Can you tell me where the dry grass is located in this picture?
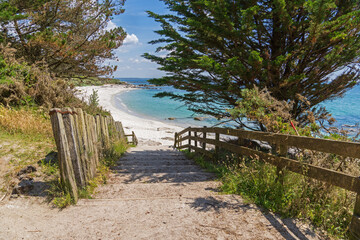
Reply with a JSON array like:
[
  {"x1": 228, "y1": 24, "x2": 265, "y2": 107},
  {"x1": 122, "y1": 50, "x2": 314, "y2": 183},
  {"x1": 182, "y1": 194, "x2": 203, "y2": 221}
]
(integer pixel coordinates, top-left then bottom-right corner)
[
  {"x1": 0, "y1": 106, "x2": 56, "y2": 200},
  {"x1": 0, "y1": 106, "x2": 52, "y2": 138}
]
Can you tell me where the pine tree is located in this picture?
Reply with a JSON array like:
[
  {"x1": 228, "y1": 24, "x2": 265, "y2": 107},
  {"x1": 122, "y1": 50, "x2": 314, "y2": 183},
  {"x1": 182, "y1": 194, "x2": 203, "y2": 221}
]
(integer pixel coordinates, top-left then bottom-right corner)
[
  {"x1": 0, "y1": 0, "x2": 126, "y2": 77},
  {"x1": 144, "y1": 0, "x2": 360, "y2": 126}
]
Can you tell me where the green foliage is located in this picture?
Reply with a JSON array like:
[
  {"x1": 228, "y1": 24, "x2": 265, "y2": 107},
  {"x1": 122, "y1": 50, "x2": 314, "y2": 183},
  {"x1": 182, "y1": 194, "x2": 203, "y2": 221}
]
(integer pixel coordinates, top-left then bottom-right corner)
[
  {"x1": 0, "y1": 45, "x2": 114, "y2": 115},
  {"x1": 47, "y1": 178, "x2": 74, "y2": 208},
  {"x1": 102, "y1": 140, "x2": 128, "y2": 167},
  {"x1": 184, "y1": 150, "x2": 225, "y2": 176},
  {"x1": 78, "y1": 164, "x2": 108, "y2": 199},
  {"x1": 145, "y1": 0, "x2": 360, "y2": 124},
  {"x1": 221, "y1": 160, "x2": 353, "y2": 238},
  {"x1": 228, "y1": 87, "x2": 319, "y2": 133},
  {"x1": 89, "y1": 90, "x2": 100, "y2": 109},
  {"x1": 39, "y1": 158, "x2": 58, "y2": 176},
  {"x1": 0, "y1": 44, "x2": 82, "y2": 108}
]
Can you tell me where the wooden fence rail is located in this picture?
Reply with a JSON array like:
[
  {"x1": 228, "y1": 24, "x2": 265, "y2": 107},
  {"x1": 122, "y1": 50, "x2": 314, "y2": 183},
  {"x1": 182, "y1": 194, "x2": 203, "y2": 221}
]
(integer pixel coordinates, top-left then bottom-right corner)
[
  {"x1": 49, "y1": 108, "x2": 137, "y2": 203},
  {"x1": 174, "y1": 127, "x2": 360, "y2": 239}
]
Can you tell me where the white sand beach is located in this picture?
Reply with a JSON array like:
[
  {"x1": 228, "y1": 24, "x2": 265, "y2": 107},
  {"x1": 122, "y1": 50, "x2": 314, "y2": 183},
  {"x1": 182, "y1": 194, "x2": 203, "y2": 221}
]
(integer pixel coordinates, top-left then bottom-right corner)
[{"x1": 76, "y1": 84, "x2": 184, "y2": 146}]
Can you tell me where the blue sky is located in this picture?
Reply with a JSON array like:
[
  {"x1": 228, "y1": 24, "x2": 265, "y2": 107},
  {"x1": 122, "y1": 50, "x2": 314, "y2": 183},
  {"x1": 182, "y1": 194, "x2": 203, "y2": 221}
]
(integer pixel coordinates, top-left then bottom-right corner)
[{"x1": 105, "y1": 0, "x2": 169, "y2": 78}]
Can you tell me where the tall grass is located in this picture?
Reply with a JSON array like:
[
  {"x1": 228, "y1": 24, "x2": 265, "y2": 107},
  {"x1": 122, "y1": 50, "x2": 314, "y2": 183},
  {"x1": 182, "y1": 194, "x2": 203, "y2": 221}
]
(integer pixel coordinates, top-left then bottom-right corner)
[
  {"x1": 185, "y1": 150, "x2": 355, "y2": 239},
  {"x1": 0, "y1": 106, "x2": 52, "y2": 138}
]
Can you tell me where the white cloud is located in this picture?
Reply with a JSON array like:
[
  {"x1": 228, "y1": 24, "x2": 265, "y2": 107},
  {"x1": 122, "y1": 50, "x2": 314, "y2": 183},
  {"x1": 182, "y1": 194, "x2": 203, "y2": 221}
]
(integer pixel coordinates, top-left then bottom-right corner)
[
  {"x1": 123, "y1": 33, "x2": 139, "y2": 45},
  {"x1": 105, "y1": 20, "x2": 117, "y2": 31},
  {"x1": 130, "y1": 57, "x2": 151, "y2": 63}
]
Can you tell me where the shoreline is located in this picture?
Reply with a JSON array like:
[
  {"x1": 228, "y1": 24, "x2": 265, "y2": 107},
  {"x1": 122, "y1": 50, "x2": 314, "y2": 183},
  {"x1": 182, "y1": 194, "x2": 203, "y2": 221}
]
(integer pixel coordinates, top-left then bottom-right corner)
[
  {"x1": 113, "y1": 89, "x2": 205, "y2": 129},
  {"x1": 76, "y1": 84, "x2": 184, "y2": 146}
]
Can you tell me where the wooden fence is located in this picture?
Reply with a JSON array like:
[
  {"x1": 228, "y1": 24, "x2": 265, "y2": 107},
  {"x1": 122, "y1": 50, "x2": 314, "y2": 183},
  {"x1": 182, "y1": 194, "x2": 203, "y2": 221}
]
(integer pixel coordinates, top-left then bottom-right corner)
[
  {"x1": 126, "y1": 131, "x2": 138, "y2": 146},
  {"x1": 175, "y1": 126, "x2": 360, "y2": 239},
  {"x1": 49, "y1": 108, "x2": 137, "y2": 203}
]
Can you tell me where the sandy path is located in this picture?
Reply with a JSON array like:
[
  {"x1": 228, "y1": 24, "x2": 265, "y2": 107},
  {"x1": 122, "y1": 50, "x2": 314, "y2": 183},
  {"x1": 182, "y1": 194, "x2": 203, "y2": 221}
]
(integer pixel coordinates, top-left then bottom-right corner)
[{"x1": 0, "y1": 144, "x2": 322, "y2": 239}]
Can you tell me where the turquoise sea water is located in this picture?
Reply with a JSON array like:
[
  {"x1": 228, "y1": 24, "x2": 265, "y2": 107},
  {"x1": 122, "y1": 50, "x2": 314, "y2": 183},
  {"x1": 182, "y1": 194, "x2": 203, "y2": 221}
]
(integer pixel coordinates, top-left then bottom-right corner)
[
  {"x1": 114, "y1": 79, "x2": 221, "y2": 127},
  {"x1": 115, "y1": 78, "x2": 360, "y2": 128}
]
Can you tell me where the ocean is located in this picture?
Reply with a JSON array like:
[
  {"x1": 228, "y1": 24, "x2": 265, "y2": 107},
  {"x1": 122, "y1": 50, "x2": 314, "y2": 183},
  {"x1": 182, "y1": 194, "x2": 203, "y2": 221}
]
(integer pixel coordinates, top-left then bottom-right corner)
[{"x1": 114, "y1": 78, "x2": 360, "y2": 129}]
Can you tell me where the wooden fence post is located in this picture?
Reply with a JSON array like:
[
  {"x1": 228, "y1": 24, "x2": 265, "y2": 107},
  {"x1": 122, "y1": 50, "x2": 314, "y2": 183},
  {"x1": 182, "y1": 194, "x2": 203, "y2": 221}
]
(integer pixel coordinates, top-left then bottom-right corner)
[
  {"x1": 85, "y1": 114, "x2": 98, "y2": 176},
  {"x1": 134, "y1": 132, "x2": 138, "y2": 146},
  {"x1": 115, "y1": 121, "x2": 126, "y2": 141},
  {"x1": 95, "y1": 115, "x2": 102, "y2": 151},
  {"x1": 194, "y1": 132, "x2": 198, "y2": 148},
  {"x1": 215, "y1": 132, "x2": 220, "y2": 157},
  {"x1": 238, "y1": 137, "x2": 245, "y2": 146},
  {"x1": 350, "y1": 195, "x2": 360, "y2": 239},
  {"x1": 87, "y1": 113, "x2": 96, "y2": 176},
  {"x1": 174, "y1": 132, "x2": 178, "y2": 148},
  {"x1": 120, "y1": 122, "x2": 126, "y2": 141},
  {"x1": 188, "y1": 128, "x2": 191, "y2": 152},
  {"x1": 100, "y1": 115, "x2": 110, "y2": 149},
  {"x1": 62, "y1": 108, "x2": 85, "y2": 187},
  {"x1": 49, "y1": 108, "x2": 78, "y2": 202},
  {"x1": 91, "y1": 116, "x2": 99, "y2": 166},
  {"x1": 202, "y1": 126, "x2": 207, "y2": 150},
  {"x1": 74, "y1": 108, "x2": 90, "y2": 184},
  {"x1": 276, "y1": 144, "x2": 287, "y2": 184},
  {"x1": 132, "y1": 131, "x2": 135, "y2": 145}
]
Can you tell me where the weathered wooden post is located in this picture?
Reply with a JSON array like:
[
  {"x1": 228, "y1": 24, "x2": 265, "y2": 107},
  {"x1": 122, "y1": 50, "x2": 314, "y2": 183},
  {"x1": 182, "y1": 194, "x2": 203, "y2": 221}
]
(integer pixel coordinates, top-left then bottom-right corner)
[
  {"x1": 119, "y1": 122, "x2": 126, "y2": 141},
  {"x1": 49, "y1": 108, "x2": 78, "y2": 202},
  {"x1": 350, "y1": 194, "x2": 360, "y2": 239},
  {"x1": 194, "y1": 132, "x2": 198, "y2": 148},
  {"x1": 74, "y1": 108, "x2": 90, "y2": 184},
  {"x1": 85, "y1": 113, "x2": 96, "y2": 178},
  {"x1": 188, "y1": 128, "x2": 191, "y2": 152},
  {"x1": 202, "y1": 126, "x2": 207, "y2": 150},
  {"x1": 132, "y1": 131, "x2": 135, "y2": 145},
  {"x1": 215, "y1": 132, "x2": 220, "y2": 157},
  {"x1": 179, "y1": 133, "x2": 182, "y2": 147},
  {"x1": 115, "y1": 121, "x2": 125, "y2": 141},
  {"x1": 90, "y1": 116, "x2": 99, "y2": 166},
  {"x1": 134, "y1": 132, "x2": 138, "y2": 145},
  {"x1": 100, "y1": 115, "x2": 110, "y2": 149},
  {"x1": 238, "y1": 136, "x2": 245, "y2": 146},
  {"x1": 62, "y1": 108, "x2": 85, "y2": 187},
  {"x1": 95, "y1": 115, "x2": 102, "y2": 150},
  {"x1": 104, "y1": 116, "x2": 111, "y2": 142},
  {"x1": 276, "y1": 144, "x2": 287, "y2": 184},
  {"x1": 85, "y1": 114, "x2": 98, "y2": 175},
  {"x1": 174, "y1": 132, "x2": 178, "y2": 148}
]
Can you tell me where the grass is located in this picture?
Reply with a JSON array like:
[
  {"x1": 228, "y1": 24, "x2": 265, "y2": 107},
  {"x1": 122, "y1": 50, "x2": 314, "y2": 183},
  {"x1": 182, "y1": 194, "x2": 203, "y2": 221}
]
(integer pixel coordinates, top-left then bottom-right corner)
[
  {"x1": 0, "y1": 107, "x2": 56, "y2": 195},
  {"x1": 0, "y1": 106, "x2": 53, "y2": 138},
  {"x1": 183, "y1": 150, "x2": 354, "y2": 239},
  {"x1": 0, "y1": 105, "x2": 129, "y2": 209},
  {"x1": 102, "y1": 139, "x2": 128, "y2": 167}
]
